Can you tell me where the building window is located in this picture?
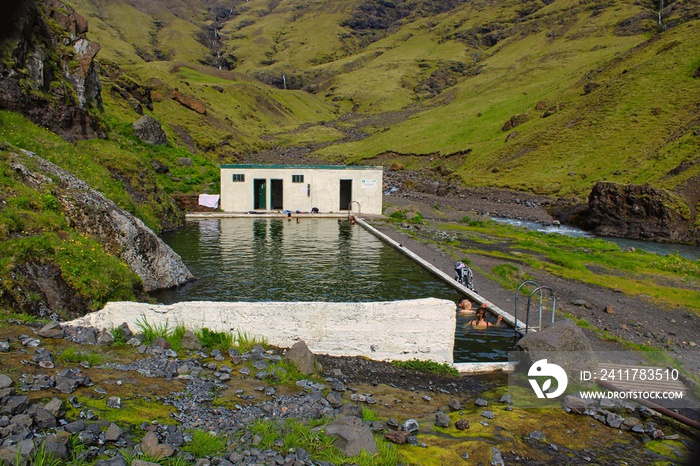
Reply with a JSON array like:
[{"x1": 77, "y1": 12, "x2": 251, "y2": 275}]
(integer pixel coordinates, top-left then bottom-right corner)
[
  {"x1": 232, "y1": 174, "x2": 245, "y2": 182},
  {"x1": 292, "y1": 174, "x2": 304, "y2": 183}
]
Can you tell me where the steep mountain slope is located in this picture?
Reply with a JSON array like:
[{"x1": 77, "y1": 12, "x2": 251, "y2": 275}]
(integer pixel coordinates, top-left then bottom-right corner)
[
  {"x1": 66, "y1": 0, "x2": 699, "y2": 199},
  {"x1": 2, "y1": 0, "x2": 698, "y2": 237}
]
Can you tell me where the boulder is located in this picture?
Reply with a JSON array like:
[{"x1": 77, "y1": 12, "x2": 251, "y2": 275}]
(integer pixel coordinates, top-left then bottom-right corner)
[
  {"x1": 515, "y1": 318, "x2": 596, "y2": 373},
  {"x1": 97, "y1": 329, "x2": 115, "y2": 346},
  {"x1": 384, "y1": 430, "x2": 411, "y2": 444},
  {"x1": 583, "y1": 182, "x2": 698, "y2": 245},
  {"x1": 324, "y1": 416, "x2": 378, "y2": 456},
  {"x1": 33, "y1": 409, "x2": 57, "y2": 429},
  {"x1": 284, "y1": 340, "x2": 319, "y2": 375},
  {"x1": 133, "y1": 115, "x2": 167, "y2": 145},
  {"x1": 434, "y1": 411, "x2": 450, "y2": 428},
  {"x1": 105, "y1": 423, "x2": 123, "y2": 442},
  {"x1": 140, "y1": 431, "x2": 175, "y2": 459},
  {"x1": 0, "y1": 374, "x2": 13, "y2": 390},
  {"x1": 41, "y1": 432, "x2": 70, "y2": 460},
  {"x1": 43, "y1": 398, "x2": 65, "y2": 418},
  {"x1": 2, "y1": 395, "x2": 29, "y2": 415},
  {"x1": 38, "y1": 321, "x2": 64, "y2": 339},
  {"x1": 180, "y1": 330, "x2": 202, "y2": 350}
]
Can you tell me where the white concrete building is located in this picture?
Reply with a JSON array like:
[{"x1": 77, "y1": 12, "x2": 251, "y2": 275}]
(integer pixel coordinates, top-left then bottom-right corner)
[{"x1": 220, "y1": 164, "x2": 383, "y2": 215}]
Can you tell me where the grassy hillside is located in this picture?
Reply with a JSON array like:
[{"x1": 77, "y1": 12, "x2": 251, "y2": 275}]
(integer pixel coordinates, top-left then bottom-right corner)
[{"x1": 59, "y1": 0, "x2": 698, "y2": 204}]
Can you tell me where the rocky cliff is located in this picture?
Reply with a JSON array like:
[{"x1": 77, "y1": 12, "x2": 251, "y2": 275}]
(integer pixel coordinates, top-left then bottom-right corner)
[
  {"x1": 0, "y1": 0, "x2": 103, "y2": 141},
  {"x1": 584, "y1": 182, "x2": 699, "y2": 245},
  {"x1": 10, "y1": 149, "x2": 194, "y2": 293}
]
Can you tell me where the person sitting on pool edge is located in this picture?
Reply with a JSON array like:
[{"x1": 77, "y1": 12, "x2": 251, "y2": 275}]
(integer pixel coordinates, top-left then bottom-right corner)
[
  {"x1": 457, "y1": 296, "x2": 474, "y2": 314},
  {"x1": 468, "y1": 304, "x2": 504, "y2": 329}
]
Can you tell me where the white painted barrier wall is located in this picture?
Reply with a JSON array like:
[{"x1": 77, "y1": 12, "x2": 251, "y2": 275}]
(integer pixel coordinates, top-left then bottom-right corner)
[{"x1": 67, "y1": 298, "x2": 456, "y2": 364}]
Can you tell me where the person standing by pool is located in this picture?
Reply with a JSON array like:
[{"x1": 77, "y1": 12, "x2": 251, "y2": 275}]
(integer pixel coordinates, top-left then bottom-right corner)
[{"x1": 468, "y1": 304, "x2": 503, "y2": 329}]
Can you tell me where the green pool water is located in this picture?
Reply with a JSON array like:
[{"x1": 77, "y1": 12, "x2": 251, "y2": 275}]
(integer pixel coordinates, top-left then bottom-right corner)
[{"x1": 152, "y1": 218, "x2": 516, "y2": 363}]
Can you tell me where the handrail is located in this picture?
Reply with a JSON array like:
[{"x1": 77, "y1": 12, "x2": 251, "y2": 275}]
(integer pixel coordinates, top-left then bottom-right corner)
[
  {"x1": 525, "y1": 286, "x2": 556, "y2": 334},
  {"x1": 348, "y1": 201, "x2": 361, "y2": 218},
  {"x1": 514, "y1": 281, "x2": 539, "y2": 337}
]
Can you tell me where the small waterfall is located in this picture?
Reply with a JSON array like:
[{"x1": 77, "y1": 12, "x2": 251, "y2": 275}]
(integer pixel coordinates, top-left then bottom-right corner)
[
  {"x1": 658, "y1": 0, "x2": 666, "y2": 30},
  {"x1": 282, "y1": 74, "x2": 287, "y2": 90}
]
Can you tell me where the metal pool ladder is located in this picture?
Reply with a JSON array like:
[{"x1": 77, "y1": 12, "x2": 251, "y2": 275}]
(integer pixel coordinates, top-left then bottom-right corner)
[
  {"x1": 514, "y1": 281, "x2": 556, "y2": 335},
  {"x1": 348, "y1": 201, "x2": 361, "y2": 218}
]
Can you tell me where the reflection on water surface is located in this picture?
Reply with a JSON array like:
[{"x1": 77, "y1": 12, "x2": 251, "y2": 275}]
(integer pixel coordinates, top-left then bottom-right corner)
[{"x1": 153, "y1": 218, "x2": 514, "y2": 362}]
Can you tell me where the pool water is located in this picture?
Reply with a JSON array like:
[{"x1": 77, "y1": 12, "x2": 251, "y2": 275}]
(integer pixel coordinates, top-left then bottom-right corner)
[{"x1": 153, "y1": 218, "x2": 515, "y2": 363}]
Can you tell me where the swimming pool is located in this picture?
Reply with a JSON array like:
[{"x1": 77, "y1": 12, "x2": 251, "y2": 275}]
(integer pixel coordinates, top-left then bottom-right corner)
[{"x1": 153, "y1": 218, "x2": 515, "y2": 363}]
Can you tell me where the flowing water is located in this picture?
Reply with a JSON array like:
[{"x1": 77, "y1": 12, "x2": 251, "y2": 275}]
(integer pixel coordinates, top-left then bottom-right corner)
[
  {"x1": 491, "y1": 218, "x2": 700, "y2": 261},
  {"x1": 152, "y1": 218, "x2": 515, "y2": 363}
]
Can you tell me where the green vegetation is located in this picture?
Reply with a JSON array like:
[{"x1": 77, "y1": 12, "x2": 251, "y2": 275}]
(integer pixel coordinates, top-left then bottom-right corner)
[
  {"x1": 180, "y1": 429, "x2": 227, "y2": 457},
  {"x1": 391, "y1": 359, "x2": 460, "y2": 378},
  {"x1": 196, "y1": 327, "x2": 234, "y2": 352},
  {"x1": 56, "y1": 347, "x2": 104, "y2": 366},
  {"x1": 2, "y1": 0, "x2": 699, "y2": 319},
  {"x1": 233, "y1": 329, "x2": 268, "y2": 353},
  {"x1": 64, "y1": 395, "x2": 177, "y2": 427},
  {"x1": 110, "y1": 325, "x2": 129, "y2": 346},
  {"x1": 361, "y1": 406, "x2": 380, "y2": 422},
  {"x1": 132, "y1": 317, "x2": 270, "y2": 356},
  {"x1": 426, "y1": 220, "x2": 700, "y2": 313},
  {"x1": 262, "y1": 359, "x2": 306, "y2": 385},
  {"x1": 135, "y1": 316, "x2": 173, "y2": 345}
]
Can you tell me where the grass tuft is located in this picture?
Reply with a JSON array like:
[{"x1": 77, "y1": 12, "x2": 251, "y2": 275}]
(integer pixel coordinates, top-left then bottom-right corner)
[
  {"x1": 391, "y1": 358, "x2": 459, "y2": 378},
  {"x1": 181, "y1": 429, "x2": 227, "y2": 457}
]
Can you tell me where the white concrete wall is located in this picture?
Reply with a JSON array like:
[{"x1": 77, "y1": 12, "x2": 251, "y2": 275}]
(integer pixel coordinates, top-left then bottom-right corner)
[
  {"x1": 65, "y1": 298, "x2": 456, "y2": 364},
  {"x1": 220, "y1": 166, "x2": 383, "y2": 215}
]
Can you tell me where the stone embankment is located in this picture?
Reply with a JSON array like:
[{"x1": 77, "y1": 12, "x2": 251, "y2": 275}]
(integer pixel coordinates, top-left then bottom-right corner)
[{"x1": 1, "y1": 320, "x2": 696, "y2": 465}]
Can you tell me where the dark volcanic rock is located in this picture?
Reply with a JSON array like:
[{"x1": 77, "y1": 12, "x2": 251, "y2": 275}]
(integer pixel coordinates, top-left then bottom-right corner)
[
  {"x1": 133, "y1": 115, "x2": 168, "y2": 145},
  {"x1": 0, "y1": 0, "x2": 104, "y2": 141},
  {"x1": 583, "y1": 182, "x2": 698, "y2": 245}
]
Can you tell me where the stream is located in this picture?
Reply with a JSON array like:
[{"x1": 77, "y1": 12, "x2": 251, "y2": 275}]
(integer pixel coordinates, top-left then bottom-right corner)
[{"x1": 491, "y1": 218, "x2": 700, "y2": 261}]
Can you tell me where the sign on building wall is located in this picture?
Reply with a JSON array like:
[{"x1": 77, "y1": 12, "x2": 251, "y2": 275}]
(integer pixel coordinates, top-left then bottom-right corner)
[{"x1": 361, "y1": 179, "x2": 377, "y2": 189}]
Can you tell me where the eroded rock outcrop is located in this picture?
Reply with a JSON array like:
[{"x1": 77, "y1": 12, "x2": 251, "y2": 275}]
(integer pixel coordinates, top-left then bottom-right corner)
[
  {"x1": 10, "y1": 150, "x2": 194, "y2": 292},
  {"x1": 0, "y1": 0, "x2": 103, "y2": 141},
  {"x1": 584, "y1": 182, "x2": 698, "y2": 245}
]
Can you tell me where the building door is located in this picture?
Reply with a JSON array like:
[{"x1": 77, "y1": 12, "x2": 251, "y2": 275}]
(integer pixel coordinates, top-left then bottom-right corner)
[
  {"x1": 339, "y1": 179, "x2": 352, "y2": 211},
  {"x1": 253, "y1": 179, "x2": 267, "y2": 210},
  {"x1": 271, "y1": 179, "x2": 283, "y2": 210}
]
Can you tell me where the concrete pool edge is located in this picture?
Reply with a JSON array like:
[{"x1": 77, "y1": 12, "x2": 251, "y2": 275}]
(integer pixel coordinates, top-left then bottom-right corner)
[{"x1": 66, "y1": 299, "x2": 457, "y2": 364}]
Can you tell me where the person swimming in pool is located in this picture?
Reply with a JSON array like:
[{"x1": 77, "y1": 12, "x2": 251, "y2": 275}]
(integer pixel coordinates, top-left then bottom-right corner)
[
  {"x1": 468, "y1": 304, "x2": 504, "y2": 329},
  {"x1": 457, "y1": 296, "x2": 475, "y2": 314}
]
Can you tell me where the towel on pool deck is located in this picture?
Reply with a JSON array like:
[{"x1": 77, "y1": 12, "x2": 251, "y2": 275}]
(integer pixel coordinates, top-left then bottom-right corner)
[{"x1": 198, "y1": 194, "x2": 220, "y2": 208}]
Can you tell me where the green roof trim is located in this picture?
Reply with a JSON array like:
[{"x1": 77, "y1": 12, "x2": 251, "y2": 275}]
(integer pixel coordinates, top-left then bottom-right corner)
[{"x1": 221, "y1": 164, "x2": 382, "y2": 170}]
